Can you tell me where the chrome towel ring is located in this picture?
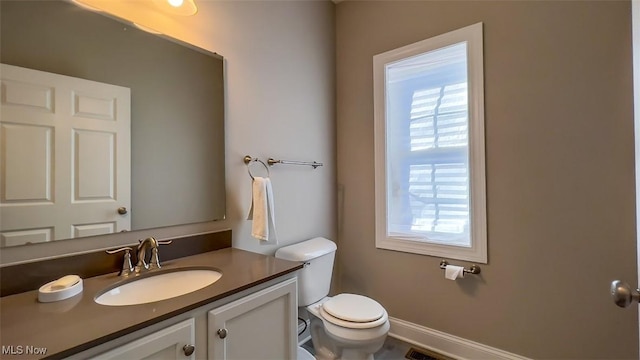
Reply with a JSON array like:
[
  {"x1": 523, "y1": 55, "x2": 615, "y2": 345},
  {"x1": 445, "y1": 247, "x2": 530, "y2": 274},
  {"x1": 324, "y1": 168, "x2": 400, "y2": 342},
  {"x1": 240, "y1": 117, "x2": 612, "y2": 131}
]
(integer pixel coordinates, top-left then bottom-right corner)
[{"x1": 243, "y1": 155, "x2": 270, "y2": 180}]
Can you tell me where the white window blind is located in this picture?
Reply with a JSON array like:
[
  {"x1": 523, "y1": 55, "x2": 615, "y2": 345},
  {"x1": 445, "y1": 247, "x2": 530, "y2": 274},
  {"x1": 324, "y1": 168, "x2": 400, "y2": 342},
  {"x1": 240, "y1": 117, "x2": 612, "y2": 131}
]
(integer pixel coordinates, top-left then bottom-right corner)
[
  {"x1": 374, "y1": 23, "x2": 486, "y2": 263},
  {"x1": 387, "y1": 43, "x2": 470, "y2": 246}
]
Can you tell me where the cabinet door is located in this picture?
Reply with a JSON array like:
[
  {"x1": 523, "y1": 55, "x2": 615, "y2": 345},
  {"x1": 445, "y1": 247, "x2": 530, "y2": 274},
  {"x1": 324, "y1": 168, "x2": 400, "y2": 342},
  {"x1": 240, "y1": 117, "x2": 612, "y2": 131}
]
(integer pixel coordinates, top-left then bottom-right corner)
[
  {"x1": 92, "y1": 318, "x2": 196, "y2": 360},
  {"x1": 208, "y1": 278, "x2": 297, "y2": 360}
]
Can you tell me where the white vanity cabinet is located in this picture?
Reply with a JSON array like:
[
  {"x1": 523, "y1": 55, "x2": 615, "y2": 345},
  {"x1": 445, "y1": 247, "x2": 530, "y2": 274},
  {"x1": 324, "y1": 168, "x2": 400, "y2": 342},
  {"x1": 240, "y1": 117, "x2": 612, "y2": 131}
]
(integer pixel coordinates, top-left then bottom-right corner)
[
  {"x1": 91, "y1": 319, "x2": 196, "y2": 360},
  {"x1": 207, "y1": 277, "x2": 298, "y2": 359},
  {"x1": 75, "y1": 276, "x2": 297, "y2": 360}
]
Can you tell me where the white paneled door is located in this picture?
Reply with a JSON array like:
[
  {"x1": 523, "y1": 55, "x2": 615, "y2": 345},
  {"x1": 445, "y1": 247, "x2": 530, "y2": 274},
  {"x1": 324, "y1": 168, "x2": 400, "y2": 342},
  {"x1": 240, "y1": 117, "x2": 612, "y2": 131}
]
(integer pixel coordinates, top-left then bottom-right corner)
[{"x1": 0, "y1": 63, "x2": 130, "y2": 246}]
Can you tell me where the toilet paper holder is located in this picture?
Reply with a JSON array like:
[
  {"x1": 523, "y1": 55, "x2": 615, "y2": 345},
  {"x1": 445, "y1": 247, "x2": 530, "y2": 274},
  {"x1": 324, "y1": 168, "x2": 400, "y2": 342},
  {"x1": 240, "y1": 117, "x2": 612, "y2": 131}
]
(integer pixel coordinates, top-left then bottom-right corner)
[{"x1": 439, "y1": 260, "x2": 481, "y2": 275}]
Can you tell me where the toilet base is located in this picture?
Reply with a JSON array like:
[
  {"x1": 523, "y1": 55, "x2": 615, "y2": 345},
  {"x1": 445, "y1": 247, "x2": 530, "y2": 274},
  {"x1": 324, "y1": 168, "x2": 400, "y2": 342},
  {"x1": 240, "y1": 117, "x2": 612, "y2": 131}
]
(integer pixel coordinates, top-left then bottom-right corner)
[
  {"x1": 307, "y1": 301, "x2": 389, "y2": 360},
  {"x1": 313, "y1": 348, "x2": 376, "y2": 360},
  {"x1": 312, "y1": 340, "x2": 381, "y2": 360}
]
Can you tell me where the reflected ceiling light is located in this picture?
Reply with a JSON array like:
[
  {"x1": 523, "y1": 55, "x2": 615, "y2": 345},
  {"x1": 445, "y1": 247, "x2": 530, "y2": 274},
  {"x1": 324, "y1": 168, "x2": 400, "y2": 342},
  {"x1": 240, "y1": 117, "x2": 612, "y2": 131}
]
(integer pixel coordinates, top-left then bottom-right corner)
[
  {"x1": 70, "y1": 0, "x2": 103, "y2": 12},
  {"x1": 153, "y1": 0, "x2": 198, "y2": 16},
  {"x1": 133, "y1": 23, "x2": 163, "y2": 35}
]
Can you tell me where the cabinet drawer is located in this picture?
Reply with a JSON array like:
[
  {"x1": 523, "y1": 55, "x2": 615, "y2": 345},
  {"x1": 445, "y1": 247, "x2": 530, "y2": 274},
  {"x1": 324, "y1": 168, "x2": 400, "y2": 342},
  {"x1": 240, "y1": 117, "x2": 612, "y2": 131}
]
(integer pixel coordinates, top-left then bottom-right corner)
[{"x1": 92, "y1": 318, "x2": 196, "y2": 360}]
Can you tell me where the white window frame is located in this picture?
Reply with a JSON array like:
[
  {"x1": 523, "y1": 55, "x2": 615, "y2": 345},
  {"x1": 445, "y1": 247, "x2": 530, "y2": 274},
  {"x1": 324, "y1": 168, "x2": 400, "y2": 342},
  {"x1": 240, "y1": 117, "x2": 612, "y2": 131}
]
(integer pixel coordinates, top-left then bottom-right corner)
[{"x1": 373, "y1": 22, "x2": 487, "y2": 263}]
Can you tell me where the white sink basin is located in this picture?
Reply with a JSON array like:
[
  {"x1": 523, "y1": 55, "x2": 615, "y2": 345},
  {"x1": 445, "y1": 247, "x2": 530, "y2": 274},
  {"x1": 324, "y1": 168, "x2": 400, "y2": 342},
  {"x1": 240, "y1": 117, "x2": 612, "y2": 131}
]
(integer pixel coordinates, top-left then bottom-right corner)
[{"x1": 95, "y1": 267, "x2": 222, "y2": 306}]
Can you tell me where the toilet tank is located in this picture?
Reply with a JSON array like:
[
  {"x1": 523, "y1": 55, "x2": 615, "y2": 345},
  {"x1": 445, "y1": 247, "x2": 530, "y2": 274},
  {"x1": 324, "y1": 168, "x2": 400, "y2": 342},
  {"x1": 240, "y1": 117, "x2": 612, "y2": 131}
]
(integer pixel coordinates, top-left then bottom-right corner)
[{"x1": 275, "y1": 237, "x2": 337, "y2": 306}]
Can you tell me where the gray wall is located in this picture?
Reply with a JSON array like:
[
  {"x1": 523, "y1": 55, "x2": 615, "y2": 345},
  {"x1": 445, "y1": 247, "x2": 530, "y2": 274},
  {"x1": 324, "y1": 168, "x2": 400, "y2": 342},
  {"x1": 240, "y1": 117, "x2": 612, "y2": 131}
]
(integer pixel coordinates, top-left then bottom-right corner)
[{"x1": 336, "y1": 1, "x2": 638, "y2": 358}]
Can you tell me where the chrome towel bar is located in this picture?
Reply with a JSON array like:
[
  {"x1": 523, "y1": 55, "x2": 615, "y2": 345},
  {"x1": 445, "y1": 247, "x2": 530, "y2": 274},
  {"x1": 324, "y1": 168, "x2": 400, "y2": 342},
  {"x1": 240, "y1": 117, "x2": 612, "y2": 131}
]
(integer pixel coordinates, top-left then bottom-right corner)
[
  {"x1": 439, "y1": 259, "x2": 481, "y2": 275},
  {"x1": 243, "y1": 155, "x2": 323, "y2": 169},
  {"x1": 267, "y1": 158, "x2": 323, "y2": 169}
]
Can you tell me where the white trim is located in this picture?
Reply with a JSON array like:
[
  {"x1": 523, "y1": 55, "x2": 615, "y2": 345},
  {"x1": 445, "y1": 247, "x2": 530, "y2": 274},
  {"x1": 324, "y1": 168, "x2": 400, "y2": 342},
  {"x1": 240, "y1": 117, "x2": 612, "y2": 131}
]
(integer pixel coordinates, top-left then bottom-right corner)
[
  {"x1": 389, "y1": 317, "x2": 530, "y2": 360},
  {"x1": 373, "y1": 22, "x2": 487, "y2": 263}
]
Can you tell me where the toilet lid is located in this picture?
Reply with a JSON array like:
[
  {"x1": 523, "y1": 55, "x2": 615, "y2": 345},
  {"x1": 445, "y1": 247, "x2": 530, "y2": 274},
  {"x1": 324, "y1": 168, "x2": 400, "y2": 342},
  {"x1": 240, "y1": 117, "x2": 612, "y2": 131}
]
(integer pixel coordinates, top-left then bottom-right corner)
[
  {"x1": 322, "y1": 294, "x2": 385, "y2": 323},
  {"x1": 319, "y1": 306, "x2": 388, "y2": 329}
]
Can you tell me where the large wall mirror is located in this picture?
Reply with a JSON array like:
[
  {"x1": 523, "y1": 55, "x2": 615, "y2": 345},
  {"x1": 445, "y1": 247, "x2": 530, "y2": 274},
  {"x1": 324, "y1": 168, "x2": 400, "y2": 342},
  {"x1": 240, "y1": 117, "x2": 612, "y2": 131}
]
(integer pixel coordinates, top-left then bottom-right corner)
[{"x1": 0, "y1": 0, "x2": 225, "y2": 248}]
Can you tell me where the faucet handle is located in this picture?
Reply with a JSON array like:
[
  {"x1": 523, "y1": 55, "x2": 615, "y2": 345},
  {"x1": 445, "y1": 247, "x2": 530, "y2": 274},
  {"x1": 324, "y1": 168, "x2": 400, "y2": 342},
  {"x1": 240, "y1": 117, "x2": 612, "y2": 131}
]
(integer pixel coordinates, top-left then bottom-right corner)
[
  {"x1": 106, "y1": 247, "x2": 134, "y2": 277},
  {"x1": 136, "y1": 238, "x2": 171, "y2": 246},
  {"x1": 148, "y1": 247, "x2": 162, "y2": 270},
  {"x1": 148, "y1": 240, "x2": 172, "y2": 270}
]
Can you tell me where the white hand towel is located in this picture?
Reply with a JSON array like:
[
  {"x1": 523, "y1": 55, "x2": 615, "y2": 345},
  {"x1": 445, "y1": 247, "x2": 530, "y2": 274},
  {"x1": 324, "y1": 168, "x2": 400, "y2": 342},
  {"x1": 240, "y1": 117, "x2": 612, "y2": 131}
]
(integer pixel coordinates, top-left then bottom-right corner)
[{"x1": 247, "y1": 177, "x2": 277, "y2": 244}]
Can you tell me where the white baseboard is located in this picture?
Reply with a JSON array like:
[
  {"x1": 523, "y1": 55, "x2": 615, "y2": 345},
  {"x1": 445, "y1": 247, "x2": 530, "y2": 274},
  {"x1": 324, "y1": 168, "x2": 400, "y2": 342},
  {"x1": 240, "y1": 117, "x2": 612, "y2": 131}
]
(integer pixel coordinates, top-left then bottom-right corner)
[{"x1": 388, "y1": 317, "x2": 530, "y2": 360}]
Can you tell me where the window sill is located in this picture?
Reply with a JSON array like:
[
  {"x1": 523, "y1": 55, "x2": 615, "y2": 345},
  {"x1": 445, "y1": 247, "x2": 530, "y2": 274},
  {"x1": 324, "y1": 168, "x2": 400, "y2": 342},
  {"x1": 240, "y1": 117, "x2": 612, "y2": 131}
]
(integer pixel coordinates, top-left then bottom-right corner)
[{"x1": 376, "y1": 236, "x2": 487, "y2": 264}]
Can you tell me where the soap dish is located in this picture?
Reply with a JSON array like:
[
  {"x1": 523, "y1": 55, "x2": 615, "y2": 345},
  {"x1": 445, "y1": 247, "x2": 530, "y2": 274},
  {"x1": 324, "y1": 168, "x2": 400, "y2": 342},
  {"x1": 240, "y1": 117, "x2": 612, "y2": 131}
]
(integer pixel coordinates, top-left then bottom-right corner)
[{"x1": 38, "y1": 277, "x2": 83, "y2": 303}]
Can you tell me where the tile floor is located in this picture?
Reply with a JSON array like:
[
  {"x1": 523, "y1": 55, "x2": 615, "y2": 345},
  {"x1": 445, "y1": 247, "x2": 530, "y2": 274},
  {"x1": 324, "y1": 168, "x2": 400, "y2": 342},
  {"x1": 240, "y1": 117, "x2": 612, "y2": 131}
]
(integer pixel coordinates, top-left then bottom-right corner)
[{"x1": 374, "y1": 336, "x2": 416, "y2": 359}]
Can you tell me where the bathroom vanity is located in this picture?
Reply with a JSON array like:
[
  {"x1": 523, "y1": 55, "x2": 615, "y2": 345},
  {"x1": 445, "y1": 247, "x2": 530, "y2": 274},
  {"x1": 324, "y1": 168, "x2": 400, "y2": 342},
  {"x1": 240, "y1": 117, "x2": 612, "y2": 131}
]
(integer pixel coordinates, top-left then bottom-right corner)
[{"x1": 0, "y1": 246, "x2": 302, "y2": 360}]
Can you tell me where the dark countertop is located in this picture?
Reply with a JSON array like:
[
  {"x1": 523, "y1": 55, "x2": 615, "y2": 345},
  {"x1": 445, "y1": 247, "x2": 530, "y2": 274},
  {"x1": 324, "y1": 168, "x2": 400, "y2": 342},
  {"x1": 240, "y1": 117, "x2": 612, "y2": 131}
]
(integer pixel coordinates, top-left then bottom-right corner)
[{"x1": 0, "y1": 248, "x2": 303, "y2": 359}]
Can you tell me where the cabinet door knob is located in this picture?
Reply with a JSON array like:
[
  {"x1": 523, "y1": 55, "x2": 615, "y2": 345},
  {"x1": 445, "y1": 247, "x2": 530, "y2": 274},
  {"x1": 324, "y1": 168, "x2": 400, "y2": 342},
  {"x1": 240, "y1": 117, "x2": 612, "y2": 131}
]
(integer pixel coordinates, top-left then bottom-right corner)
[
  {"x1": 183, "y1": 344, "x2": 195, "y2": 356},
  {"x1": 217, "y1": 328, "x2": 228, "y2": 339}
]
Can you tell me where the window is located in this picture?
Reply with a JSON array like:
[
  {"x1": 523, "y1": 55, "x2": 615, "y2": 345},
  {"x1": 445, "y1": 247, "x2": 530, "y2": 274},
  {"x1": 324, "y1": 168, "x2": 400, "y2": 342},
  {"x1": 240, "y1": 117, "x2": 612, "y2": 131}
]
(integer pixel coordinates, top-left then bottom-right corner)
[{"x1": 373, "y1": 23, "x2": 487, "y2": 263}]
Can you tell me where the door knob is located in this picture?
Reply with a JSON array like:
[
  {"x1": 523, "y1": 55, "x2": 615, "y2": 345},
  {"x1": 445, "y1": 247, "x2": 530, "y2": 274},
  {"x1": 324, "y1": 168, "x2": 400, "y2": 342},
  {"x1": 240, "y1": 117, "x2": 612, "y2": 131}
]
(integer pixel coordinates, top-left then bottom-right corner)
[
  {"x1": 182, "y1": 344, "x2": 195, "y2": 356},
  {"x1": 217, "y1": 328, "x2": 228, "y2": 339},
  {"x1": 117, "y1": 207, "x2": 128, "y2": 215},
  {"x1": 610, "y1": 280, "x2": 640, "y2": 307}
]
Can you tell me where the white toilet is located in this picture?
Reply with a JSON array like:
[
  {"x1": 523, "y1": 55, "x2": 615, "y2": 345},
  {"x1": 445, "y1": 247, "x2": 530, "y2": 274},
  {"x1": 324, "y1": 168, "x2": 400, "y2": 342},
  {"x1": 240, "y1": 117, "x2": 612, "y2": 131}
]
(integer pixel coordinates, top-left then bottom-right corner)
[{"x1": 275, "y1": 238, "x2": 390, "y2": 360}]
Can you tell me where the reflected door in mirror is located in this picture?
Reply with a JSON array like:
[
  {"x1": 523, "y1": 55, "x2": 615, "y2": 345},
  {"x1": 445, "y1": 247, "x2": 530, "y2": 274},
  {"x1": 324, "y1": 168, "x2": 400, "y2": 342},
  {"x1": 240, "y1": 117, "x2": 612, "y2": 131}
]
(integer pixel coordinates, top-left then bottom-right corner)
[{"x1": 0, "y1": 64, "x2": 131, "y2": 246}]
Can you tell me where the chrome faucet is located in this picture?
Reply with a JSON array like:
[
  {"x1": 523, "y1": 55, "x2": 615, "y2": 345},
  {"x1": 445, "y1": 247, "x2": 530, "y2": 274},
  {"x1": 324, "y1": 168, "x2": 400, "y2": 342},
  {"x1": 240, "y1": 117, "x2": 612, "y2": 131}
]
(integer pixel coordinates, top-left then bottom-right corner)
[{"x1": 135, "y1": 237, "x2": 172, "y2": 273}]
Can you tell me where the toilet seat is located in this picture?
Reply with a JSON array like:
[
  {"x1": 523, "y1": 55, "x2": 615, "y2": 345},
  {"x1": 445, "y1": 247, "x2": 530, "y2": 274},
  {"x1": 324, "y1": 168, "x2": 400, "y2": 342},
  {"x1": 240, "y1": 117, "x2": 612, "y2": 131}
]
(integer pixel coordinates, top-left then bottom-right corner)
[{"x1": 319, "y1": 294, "x2": 388, "y2": 329}]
